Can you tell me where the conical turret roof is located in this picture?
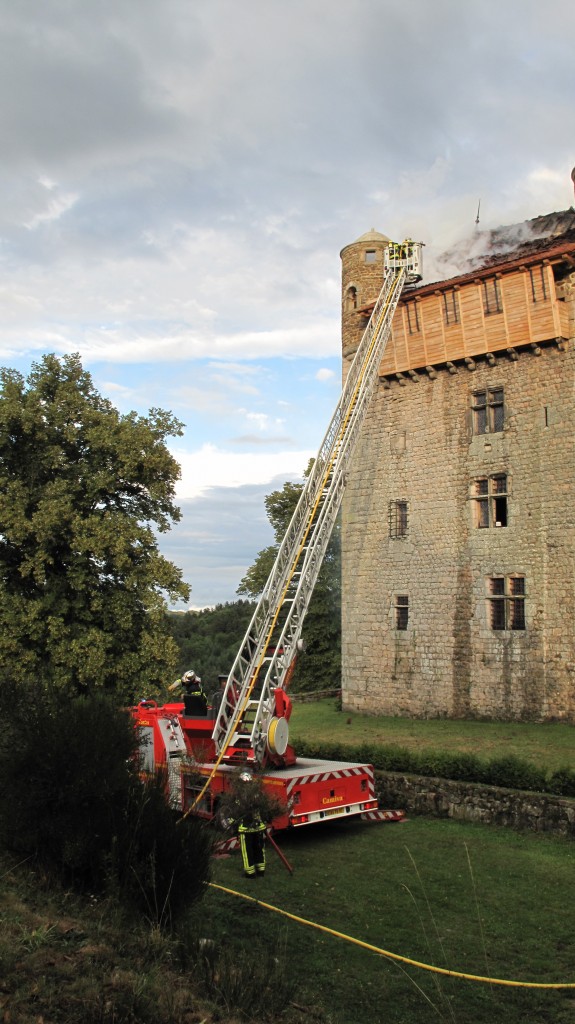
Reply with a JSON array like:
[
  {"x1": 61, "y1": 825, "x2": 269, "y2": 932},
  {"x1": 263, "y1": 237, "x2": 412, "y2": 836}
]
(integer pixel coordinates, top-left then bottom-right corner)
[
  {"x1": 340, "y1": 228, "x2": 390, "y2": 258},
  {"x1": 354, "y1": 228, "x2": 390, "y2": 244}
]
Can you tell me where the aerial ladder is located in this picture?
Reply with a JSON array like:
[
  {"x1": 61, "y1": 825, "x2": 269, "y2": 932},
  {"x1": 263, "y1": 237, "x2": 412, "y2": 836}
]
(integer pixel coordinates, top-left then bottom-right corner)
[{"x1": 208, "y1": 240, "x2": 423, "y2": 777}]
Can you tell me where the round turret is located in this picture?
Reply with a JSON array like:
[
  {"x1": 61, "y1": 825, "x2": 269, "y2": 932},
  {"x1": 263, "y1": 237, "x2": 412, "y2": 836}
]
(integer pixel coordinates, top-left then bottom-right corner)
[{"x1": 340, "y1": 229, "x2": 390, "y2": 365}]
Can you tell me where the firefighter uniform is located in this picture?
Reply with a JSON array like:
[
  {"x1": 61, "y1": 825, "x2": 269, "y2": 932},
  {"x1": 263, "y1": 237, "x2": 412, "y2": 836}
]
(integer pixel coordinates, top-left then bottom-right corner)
[
  {"x1": 238, "y1": 814, "x2": 267, "y2": 877},
  {"x1": 170, "y1": 670, "x2": 208, "y2": 716},
  {"x1": 234, "y1": 770, "x2": 267, "y2": 877}
]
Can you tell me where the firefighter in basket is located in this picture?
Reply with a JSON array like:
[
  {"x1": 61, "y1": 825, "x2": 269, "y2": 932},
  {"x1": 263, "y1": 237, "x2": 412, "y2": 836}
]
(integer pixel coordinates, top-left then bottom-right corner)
[{"x1": 168, "y1": 669, "x2": 208, "y2": 717}]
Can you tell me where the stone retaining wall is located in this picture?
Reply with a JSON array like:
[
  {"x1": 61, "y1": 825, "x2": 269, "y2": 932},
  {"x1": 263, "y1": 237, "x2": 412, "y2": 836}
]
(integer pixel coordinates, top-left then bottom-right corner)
[
  {"x1": 377, "y1": 771, "x2": 575, "y2": 837},
  {"x1": 291, "y1": 689, "x2": 340, "y2": 704}
]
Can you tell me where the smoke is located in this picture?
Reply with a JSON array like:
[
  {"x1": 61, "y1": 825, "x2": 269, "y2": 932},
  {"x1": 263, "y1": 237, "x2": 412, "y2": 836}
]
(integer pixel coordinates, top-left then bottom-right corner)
[{"x1": 422, "y1": 210, "x2": 575, "y2": 286}]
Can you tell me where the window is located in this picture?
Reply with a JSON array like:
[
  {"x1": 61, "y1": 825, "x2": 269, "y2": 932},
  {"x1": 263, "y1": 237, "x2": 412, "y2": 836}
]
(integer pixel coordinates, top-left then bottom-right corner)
[
  {"x1": 345, "y1": 286, "x2": 358, "y2": 311},
  {"x1": 406, "y1": 302, "x2": 420, "y2": 334},
  {"x1": 389, "y1": 499, "x2": 408, "y2": 539},
  {"x1": 487, "y1": 576, "x2": 525, "y2": 631},
  {"x1": 482, "y1": 277, "x2": 502, "y2": 315},
  {"x1": 395, "y1": 595, "x2": 409, "y2": 630},
  {"x1": 529, "y1": 266, "x2": 548, "y2": 303},
  {"x1": 365, "y1": 249, "x2": 377, "y2": 263},
  {"x1": 471, "y1": 387, "x2": 504, "y2": 434},
  {"x1": 137, "y1": 727, "x2": 155, "y2": 772},
  {"x1": 471, "y1": 474, "x2": 507, "y2": 528},
  {"x1": 443, "y1": 290, "x2": 460, "y2": 325}
]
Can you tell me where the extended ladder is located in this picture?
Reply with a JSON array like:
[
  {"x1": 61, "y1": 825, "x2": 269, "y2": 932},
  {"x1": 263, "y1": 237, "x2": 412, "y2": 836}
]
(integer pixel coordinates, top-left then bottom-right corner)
[{"x1": 212, "y1": 244, "x2": 422, "y2": 766}]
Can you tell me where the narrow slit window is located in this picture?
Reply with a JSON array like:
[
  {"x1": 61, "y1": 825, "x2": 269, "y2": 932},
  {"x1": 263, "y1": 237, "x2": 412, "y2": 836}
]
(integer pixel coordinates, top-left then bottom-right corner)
[
  {"x1": 389, "y1": 499, "x2": 408, "y2": 539},
  {"x1": 395, "y1": 595, "x2": 409, "y2": 630}
]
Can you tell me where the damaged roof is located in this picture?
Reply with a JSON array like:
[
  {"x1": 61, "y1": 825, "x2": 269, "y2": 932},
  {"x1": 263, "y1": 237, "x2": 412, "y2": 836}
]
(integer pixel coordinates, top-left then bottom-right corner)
[
  {"x1": 409, "y1": 208, "x2": 575, "y2": 298},
  {"x1": 356, "y1": 209, "x2": 575, "y2": 316}
]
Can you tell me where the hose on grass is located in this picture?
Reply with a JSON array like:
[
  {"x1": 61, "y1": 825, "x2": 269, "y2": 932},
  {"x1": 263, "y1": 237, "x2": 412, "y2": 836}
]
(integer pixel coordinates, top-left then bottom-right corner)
[{"x1": 209, "y1": 882, "x2": 575, "y2": 990}]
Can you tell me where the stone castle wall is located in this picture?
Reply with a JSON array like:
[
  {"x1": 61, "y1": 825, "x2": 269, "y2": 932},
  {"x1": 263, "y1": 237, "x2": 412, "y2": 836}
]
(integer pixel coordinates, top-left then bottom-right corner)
[{"x1": 341, "y1": 239, "x2": 575, "y2": 721}]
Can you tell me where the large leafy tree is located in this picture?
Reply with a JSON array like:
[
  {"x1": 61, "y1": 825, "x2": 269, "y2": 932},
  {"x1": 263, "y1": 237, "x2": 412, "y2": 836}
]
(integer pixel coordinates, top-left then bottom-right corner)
[
  {"x1": 237, "y1": 463, "x2": 341, "y2": 692},
  {"x1": 0, "y1": 353, "x2": 189, "y2": 700}
]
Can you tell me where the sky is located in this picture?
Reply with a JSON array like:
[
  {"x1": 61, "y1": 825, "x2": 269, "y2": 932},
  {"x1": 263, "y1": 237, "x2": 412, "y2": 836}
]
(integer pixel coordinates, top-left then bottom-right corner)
[{"x1": 1, "y1": 0, "x2": 574, "y2": 608}]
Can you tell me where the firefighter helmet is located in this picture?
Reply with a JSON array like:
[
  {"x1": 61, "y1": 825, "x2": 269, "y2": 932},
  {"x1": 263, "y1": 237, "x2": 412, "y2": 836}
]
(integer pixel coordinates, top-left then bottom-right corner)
[
  {"x1": 239, "y1": 772, "x2": 252, "y2": 783},
  {"x1": 182, "y1": 670, "x2": 198, "y2": 683}
]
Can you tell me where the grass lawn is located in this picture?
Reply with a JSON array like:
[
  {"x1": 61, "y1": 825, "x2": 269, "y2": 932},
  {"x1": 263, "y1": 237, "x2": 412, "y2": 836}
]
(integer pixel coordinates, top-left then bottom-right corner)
[
  {"x1": 3, "y1": 817, "x2": 574, "y2": 1023},
  {"x1": 210, "y1": 816, "x2": 575, "y2": 1024},
  {"x1": 289, "y1": 699, "x2": 575, "y2": 772}
]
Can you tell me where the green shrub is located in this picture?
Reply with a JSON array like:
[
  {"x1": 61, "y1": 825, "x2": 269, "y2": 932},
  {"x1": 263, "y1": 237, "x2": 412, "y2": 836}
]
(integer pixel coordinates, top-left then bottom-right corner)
[
  {"x1": 358, "y1": 742, "x2": 417, "y2": 773},
  {"x1": 0, "y1": 681, "x2": 212, "y2": 924},
  {"x1": 0, "y1": 682, "x2": 137, "y2": 887},
  {"x1": 294, "y1": 736, "x2": 566, "y2": 795},
  {"x1": 112, "y1": 772, "x2": 213, "y2": 926},
  {"x1": 547, "y1": 766, "x2": 575, "y2": 798},
  {"x1": 483, "y1": 755, "x2": 547, "y2": 792}
]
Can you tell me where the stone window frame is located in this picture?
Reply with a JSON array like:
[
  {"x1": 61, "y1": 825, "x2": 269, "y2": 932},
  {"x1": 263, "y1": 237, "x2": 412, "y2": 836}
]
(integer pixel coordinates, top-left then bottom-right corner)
[
  {"x1": 486, "y1": 575, "x2": 526, "y2": 631},
  {"x1": 470, "y1": 474, "x2": 508, "y2": 528},
  {"x1": 345, "y1": 285, "x2": 358, "y2": 311},
  {"x1": 389, "y1": 499, "x2": 408, "y2": 539},
  {"x1": 471, "y1": 386, "x2": 504, "y2": 435},
  {"x1": 365, "y1": 249, "x2": 377, "y2": 264},
  {"x1": 394, "y1": 594, "x2": 409, "y2": 631}
]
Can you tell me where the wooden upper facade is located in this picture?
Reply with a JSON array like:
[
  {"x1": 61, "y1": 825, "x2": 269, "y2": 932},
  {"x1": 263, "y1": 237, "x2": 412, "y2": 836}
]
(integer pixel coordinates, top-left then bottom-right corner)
[{"x1": 360, "y1": 235, "x2": 575, "y2": 377}]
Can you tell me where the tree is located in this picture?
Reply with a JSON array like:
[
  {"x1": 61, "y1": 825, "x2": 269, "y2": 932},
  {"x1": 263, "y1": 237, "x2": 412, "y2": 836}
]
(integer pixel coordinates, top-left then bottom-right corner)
[
  {"x1": 237, "y1": 463, "x2": 341, "y2": 692},
  {"x1": 165, "y1": 599, "x2": 256, "y2": 686},
  {"x1": 0, "y1": 353, "x2": 189, "y2": 700}
]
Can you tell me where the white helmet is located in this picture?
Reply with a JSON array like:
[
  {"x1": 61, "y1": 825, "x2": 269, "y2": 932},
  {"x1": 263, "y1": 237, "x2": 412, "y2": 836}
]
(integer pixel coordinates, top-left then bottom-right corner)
[
  {"x1": 239, "y1": 772, "x2": 252, "y2": 783},
  {"x1": 182, "y1": 670, "x2": 197, "y2": 683}
]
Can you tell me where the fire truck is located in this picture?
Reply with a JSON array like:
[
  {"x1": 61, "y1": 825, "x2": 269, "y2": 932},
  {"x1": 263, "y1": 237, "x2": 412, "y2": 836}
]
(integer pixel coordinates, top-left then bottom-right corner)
[{"x1": 131, "y1": 240, "x2": 423, "y2": 832}]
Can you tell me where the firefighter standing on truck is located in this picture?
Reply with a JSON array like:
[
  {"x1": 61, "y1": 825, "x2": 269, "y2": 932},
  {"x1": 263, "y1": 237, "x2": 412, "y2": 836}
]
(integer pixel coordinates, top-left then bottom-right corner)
[
  {"x1": 237, "y1": 772, "x2": 266, "y2": 878},
  {"x1": 168, "y1": 670, "x2": 208, "y2": 717}
]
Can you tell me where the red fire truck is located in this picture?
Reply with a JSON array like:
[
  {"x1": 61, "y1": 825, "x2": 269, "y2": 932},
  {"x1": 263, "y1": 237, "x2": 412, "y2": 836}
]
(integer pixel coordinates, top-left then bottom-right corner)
[
  {"x1": 132, "y1": 242, "x2": 421, "y2": 832},
  {"x1": 132, "y1": 697, "x2": 380, "y2": 831}
]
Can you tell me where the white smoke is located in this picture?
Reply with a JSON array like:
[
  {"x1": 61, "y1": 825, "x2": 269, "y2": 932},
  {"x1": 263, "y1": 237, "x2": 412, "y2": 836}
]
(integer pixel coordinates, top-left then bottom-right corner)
[{"x1": 422, "y1": 210, "x2": 575, "y2": 286}]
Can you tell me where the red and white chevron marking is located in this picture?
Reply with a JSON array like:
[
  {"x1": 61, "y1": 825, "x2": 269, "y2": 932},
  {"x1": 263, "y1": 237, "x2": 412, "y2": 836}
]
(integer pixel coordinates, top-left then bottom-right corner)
[
  {"x1": 360, "y1": 809, "x2": 405, "y2": 823},
  {"x1": 213, "y1": 836, "x2": 239, "y2": 856},
  {"x1": 285, "y1": 764, "x2": 374, "y2": 797}
]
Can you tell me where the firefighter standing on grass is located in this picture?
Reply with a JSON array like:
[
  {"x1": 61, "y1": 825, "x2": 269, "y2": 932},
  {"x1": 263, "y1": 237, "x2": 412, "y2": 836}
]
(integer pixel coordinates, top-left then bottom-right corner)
[
  {"x1": 218, "y1": 770, "x2": 285, "y2": 879},
  {"x1": 236, "y1": 772, "x2": 267, "y2": 878}
]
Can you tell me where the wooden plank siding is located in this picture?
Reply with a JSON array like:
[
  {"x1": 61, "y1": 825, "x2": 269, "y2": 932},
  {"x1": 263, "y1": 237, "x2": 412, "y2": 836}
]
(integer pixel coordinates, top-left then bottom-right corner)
[{"x1": 379, "y1": 263, "x2": 569, "y2": 376}]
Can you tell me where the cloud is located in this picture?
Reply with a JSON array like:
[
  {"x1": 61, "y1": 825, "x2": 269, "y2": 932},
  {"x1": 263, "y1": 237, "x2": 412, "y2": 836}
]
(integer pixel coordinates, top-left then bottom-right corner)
[
  {"x1": 231, "y1": 434, "x2": 292, "y2": 446},
  {"x1": 172, "y1": 443, "x2": 313, "y2": 500},
  {"x1": 1, "y1": 0, "x2": 574, "y2": 607},
  {"x1": 159, "y1": 481, "x2": 276, "y2": 608}
]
